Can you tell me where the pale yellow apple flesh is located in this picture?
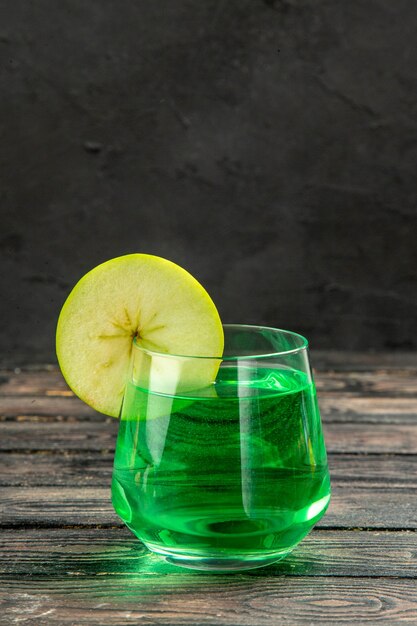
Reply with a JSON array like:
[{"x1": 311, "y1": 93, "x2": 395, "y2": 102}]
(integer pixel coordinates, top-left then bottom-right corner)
[{"x1": 56, "y1": 254, "x2": 224, "y2": 417}]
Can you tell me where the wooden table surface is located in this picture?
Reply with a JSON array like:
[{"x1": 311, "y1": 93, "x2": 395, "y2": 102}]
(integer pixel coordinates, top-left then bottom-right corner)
[{"x1": 1, "y1": 352, "x2": 416, "y2": 625}]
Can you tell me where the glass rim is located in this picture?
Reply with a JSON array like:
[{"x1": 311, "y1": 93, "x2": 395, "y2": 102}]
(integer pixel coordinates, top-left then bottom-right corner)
[{"x1": 132, "y1": 323, "x2": 309, "y2": 361}]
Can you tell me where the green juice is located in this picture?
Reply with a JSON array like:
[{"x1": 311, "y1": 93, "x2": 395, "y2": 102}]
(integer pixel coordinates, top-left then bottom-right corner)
[{"x1": 112, "y1": 366, "x2": 331, "y2": 569}]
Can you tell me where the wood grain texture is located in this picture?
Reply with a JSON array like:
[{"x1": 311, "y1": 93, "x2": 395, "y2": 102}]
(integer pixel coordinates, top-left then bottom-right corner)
[
  {"x1": 324, "y1": 423, "x2": 417, "y2": 454},
  {"x1": 1, "y1": 354, "x2": 417, "y2": 625},
  {"x1": 1, "y1": 420, "x2": 416, "y2": 453},
  {"x1": 2, "y1": 365, "x2": 417, "y2": 428},
  {"x1": 311, "y1": 351, "x2": 417, "y2": 371},
  {"x1": 1, "y1": 578, "x2": 417, "y2": 625},
  {"x1": 1, "y1": 528, "x2": 417, "y2": 578},
  {"x1": 0, "y1": 369, "x2": 69, "y2": 396},
  {"x1": 2, "y1": 453, "x2": 416, "y2": 488},
  {"x1": 0, "y1": 396, "x2": 98, "y2": 419},
  {"x1": 0, "y1": 420, "x2": 118, "y2": 451},
  {"x1": 1, "y1": 484, "x2": 416, "y2": 529},
  {"x1": 315, "y1": 370, "x2": 417, "y2": 396},
  {"x1": 2, "y1": 366, "x2": 417, "y2": 397},
  {"x1": 319, "y1": 396, "x2": 417, "y2": 424},
  {"x1": 2, "y1": 394, "x2": 417, "y2": 424},
  {"x1": 0, "y1": 452, "x2": 115, "y2": 487}
]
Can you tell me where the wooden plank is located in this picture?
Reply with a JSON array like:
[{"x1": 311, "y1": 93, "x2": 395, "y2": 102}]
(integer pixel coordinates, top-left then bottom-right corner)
[
  {"x1": 327, "y1": 454, "x2": 417, "y2": 486},
  {"x1": 326, "y1": 488, "x2": 417, "y2": 529},
  {"x1": 0, "y1": 369, "x2": 69, "y2": 396},
  {"x1": 325, "y1": 422, "x2": 417, "y2": 454},
  {"x1": 0, "y1": 420, "x2": 118, "y2": 451},
  {"x1": 0, "y1": 452, "x2": 115, "y2": 487},
  {"x1": 1, "y1": 578, "x2": 416, "y2": 624},
  {"x1": 1, "y1": 368, "x2": 417, "y2": 398},
  {"x1": 1, "y1": 370, "x2": 417, "y2": 426},
  {"x1": 1, "y1": 394, "x2": 417, "y2": 424},
  {"x1": 0, "y1": 483, "x2": 416, "y2": 529},
  {"x1": 319, "y1": 396, "x2": 417, "y2": 424},
  {"x1": 315, "y1": 370, "x2": 417, "y2": 396},
  {"x1": 1, "y1": 528, "x2": 416, "y2": 578},
  {"x1": 0, "y1": 396, "x2": 98, "y2": 419},
  {"x1": 1, "y1": 453, "x2": 416, "y2": 488},
  {"x1": 311, "y1": 350, "x2": 417, "y2": 370},
  {"x1": 0, "y1": 486, "x2": 119, "y2": 527},
  {"x1": 1, "y1": 420, "x2": 416, "y2": 453}
]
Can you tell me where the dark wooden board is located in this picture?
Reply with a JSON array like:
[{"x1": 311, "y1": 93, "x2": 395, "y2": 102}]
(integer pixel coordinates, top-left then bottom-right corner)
[
  {"x1": 0, "y1": 452, "x2": 115, "y2": 487},
  {"x1": 1, "y1": 528, "x2": 417, "y2": 579},
  {"x1": 0, "y1": 420, "x2": 118, "y2": 451},
  {"x1": 0, "y1": 369, "x2": 69, "y2": 395},
  {"x1": 2, "y1": 453, "x2": 417, "y2": 488},
  {"x1": 0, "y1": 396, "x2": 98, "y2": 419},
  {"x1": 311, "y1": 351, "x2": 417, "y2": 371},
  {"x1": 324, "y1": 422, "x2": 417, "y2": 454},
  {"x1": 315, "y1": 370, "x2": 417, "y2": 396},
  {"x1": 2, "y1": 362, "x2": 417, "y2": 429},
  {"x1": 1, "y1": 420, "x2": 416, "y2": 453},
  {"x1": 2, "y1": 394, "x2": 417, "y2": 424},
  {"x1": 1, "y1": 483, "x2": 416, "y2": 529},
  {"x1": 318, "y1": 395, "x2": 417, "y2": 424},
  {"x1": 1, "y1": 578, "x2": 416, "y2": 625},
  {"x1": 1, "y1": 354, "x2": 416, "y2": 625},
  {"x1": 2, "y1": 367, "x2": 417, "y2": 397}
]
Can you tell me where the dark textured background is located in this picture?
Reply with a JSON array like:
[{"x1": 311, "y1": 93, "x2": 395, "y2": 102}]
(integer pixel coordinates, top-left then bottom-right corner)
[{"x1": 1, "y1": 0, "x2": 416, "y2": 361}]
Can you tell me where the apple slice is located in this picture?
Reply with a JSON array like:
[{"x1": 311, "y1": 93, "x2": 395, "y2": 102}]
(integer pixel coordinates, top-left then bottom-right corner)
[{"x1": 56, "y1": 254, "x2": 224, "y2": 417}]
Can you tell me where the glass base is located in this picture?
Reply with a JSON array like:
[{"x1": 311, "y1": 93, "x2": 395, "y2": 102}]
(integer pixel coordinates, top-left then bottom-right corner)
[{"x1": 144, "y1": 541, "x2": 294, "y2": 571}]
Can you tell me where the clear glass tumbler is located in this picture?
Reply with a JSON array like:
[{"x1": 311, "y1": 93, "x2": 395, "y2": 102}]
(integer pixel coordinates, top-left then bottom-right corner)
[{"x1": 112, "y1": 324, "x2": 331, "y2": 571}]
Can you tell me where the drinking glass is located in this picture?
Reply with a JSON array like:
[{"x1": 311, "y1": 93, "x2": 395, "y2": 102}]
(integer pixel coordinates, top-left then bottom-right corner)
[{"x1": 112, "y1": 324, "x2": 331, "y2": 571}]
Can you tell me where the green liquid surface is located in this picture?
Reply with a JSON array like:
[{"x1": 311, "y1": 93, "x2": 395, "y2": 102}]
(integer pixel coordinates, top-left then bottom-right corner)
[{"x1": 112, "y1": 366, "x2": 331, "y2": 568}]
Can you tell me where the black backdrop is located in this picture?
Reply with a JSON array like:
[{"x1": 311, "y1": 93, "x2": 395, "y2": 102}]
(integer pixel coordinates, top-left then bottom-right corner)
[{"x1": 1, "y1": 1, "x2": 416, "y2": 362}]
